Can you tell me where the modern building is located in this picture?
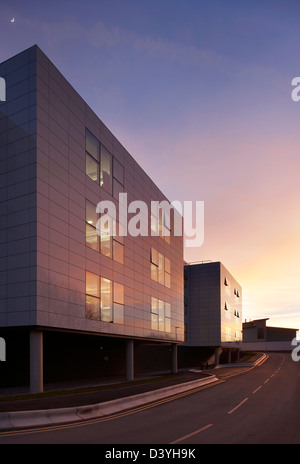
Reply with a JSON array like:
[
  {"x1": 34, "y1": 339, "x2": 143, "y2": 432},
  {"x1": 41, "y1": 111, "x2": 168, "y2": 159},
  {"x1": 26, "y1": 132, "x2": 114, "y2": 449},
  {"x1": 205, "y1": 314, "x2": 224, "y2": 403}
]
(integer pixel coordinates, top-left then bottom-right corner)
[
  {"x1": 180, "y1": 261, "x2": 242, "y2": 367},
  {"x1": 0, "y1": 45, "x2": 184, "y2": 393},
  {"x1": 242, "y1": 318, "x2": 298, "y2": 352}
]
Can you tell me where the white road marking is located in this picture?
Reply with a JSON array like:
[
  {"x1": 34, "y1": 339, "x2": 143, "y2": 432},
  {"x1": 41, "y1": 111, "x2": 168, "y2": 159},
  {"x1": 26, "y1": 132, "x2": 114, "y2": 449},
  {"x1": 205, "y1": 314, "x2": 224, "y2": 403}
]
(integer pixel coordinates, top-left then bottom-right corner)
[
  {"x1": 170, "y1": 423, "x2": 214, "y2": 444},
  {"x1": 252, "y1": 385, "x2": 262, "y2": 394},
  {"x1": 228, "y1": 397, "x2": 248, "y2": 415}
]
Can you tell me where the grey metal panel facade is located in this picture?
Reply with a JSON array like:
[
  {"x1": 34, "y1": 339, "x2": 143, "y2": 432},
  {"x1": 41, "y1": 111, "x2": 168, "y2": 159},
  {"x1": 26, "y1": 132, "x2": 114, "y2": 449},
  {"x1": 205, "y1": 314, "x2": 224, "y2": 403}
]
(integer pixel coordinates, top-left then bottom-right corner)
[
  {"x1": 0, "y1": 46, "x2": 184, "y2": 343},
  {"x1": 184, "y1": 262, "x2": 242, "y2": 346},
  {"x1": 0, "y1": 47, "x2": 37, "y2": 327}
]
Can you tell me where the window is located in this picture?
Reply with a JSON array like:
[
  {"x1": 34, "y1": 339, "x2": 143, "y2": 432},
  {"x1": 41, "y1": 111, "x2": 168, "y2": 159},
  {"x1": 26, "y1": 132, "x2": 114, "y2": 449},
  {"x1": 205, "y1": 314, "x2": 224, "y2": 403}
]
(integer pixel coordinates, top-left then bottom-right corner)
[
  {"x1": 158, "y1": 252, "x2": 164, "y2": 285},
  {"x1": 86, "y1": 272, "x2": 116, "y2": 323},
  {"x1": 165, "y1": 257, "x2": 171, "y2": 288},
  {"x1": 100, "y1": 214, "x2": 112, "y2": 258},
  {"x1": 113, "y1": 282, "x2": 124, "y2": 324},
  {"x1": 86, "y1": 129, "x2": 99, "y2": 182},
  {"x1": 85, "y1": 198, "x2": 124, "y2": 265},
  {"x1": 86, "y1": 271, "x2": 100, "y2": 320},
  {"x1": 100, "y1": 145, "x2": 112, "y2": 194},
  {"x1": 150, "y1": 247, "x2": 171, "y2": 288},
  {"x1": 113, "y1": 240, "x2": 124, "y2": 264},
  {"x1": 150, "y1": 247, "x2": 158, "y2": 282},
  {"x1": 112, "y1": 158, "x2": 124, "y2": 200},
  {"x1": 151, "y1": 297, "x2": 171, "y2": 332},
  {"x1": 86, "y1": 153, "x2": 98, "y2": 182},
  {"x1": 162, "y1": 213, "x2": 171, "y2": 244},
  {"x1": 151, "y1": 201, "x2": 159, "y2": 236},
  {"x1": 86, "y1": 129, "x2": 99, "y2": 161},
  {"x1": 165, "y1": 302, "x2": 171, "y2": 332},
  {"x1": 113, "y1": 220, "x2": 124, "y2": 264},
  {"x1": 86, "y1": 201, "x2": 99, "y2": 251},
  {"x1": 151, "y1": 297, "x2": 159, "y2": 331},
  {"x1": 113, "y1": 158, "x2": 124, "y2": 185},
  {"x1": 85, "y1": 129, "x2": 113, "y2": 194},
  {"x1": 101, "y1": 277, "x2": 112, "y2": 322}
]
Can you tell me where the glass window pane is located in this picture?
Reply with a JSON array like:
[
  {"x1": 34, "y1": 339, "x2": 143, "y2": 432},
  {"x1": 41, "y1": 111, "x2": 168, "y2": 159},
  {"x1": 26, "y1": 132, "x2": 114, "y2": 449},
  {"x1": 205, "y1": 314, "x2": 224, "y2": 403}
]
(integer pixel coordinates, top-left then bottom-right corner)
[
  {"x1": 165, "y1": 257, "x2": 171, "y2": 274},
  {"x1": 158, "y1": 253, "x2": 164, "y2": 285},
  {"x1": 113, "y1": 178, "x2": 123, "y2": 200},
  {"x1": 165, "y1": 318, "x2": 171, "y2": 333},
  {"x1": 99, "y1": 215, "x2": 112, "y2": 258},
  {"x1": 101, "y1": 277, "x2": 112, "y2": 322},
  {"x1": 86, "y1": 129, "x2": 99, "y2": 161},
  {"x1": 114, "y1": 220, "x2": 124, "y2": 244},
  {"x1": 100, "y1": 145, "x2": 112, "y2": 194},
  {"x1": 158, "y1": 300, "x2": 164, "y2": 331},
  {"x1": 113, "y1": 240, "x2": 124, "y2": 264},
  {"x1": 114, "y1": 303, "x2": 124, "y2": 324},
  {"x1": 151, "y1": 313, "x2": 159, "y2": 330},
  {"x1": 158, "y1": 300, "x2": 165, "y2": 332},
  {"x1": 86, "y1": 271, "x2": 99, "y2": 297},
  {"x1": 113, "y1": 158, "x2": 124, "y2": 185},
  {"x1": 150, "y1": 213, "x2": 158, "y2": 236},
  {"x1": 101, "y1": 235, "x2": 112, "y2": 258},
  {"x1": 86, "y1": 201, "x2": 97, "y2": 226},
  {"x1": 165, "y1": 272, "x2": 171, "y2": 288},
  {"x1": 165, "y1": 302, "x2": 171, "y2": 318},
  {"x1": 86, "y1": 223, "x2": 98, "y2": 251},
  {"x1": 86, "y1": 295, "x2": 100, "y2": 320},
  {"x1": 114, "y1": 282, "x2": 124, "y2": 304},
  {"x1": 151, "y1": 263, "x2": 158, "y2": 281},
  {"x1": 150, "y1": 247, "x2": 158, "y2": 266},
  {"x1": 151, "y1": 297, "x2": 158, "y2": 312},
  {"x1": 86, "y1": 153, "x2": 98, "y2": 182}
]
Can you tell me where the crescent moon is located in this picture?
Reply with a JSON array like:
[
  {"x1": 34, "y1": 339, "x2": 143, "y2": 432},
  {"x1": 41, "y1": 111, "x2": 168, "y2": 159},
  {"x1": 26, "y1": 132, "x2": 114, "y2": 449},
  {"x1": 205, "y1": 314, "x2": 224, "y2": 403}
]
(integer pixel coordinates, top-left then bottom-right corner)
[{"x1": 10, "y1": 18, "x2": 15, "y2": 23}]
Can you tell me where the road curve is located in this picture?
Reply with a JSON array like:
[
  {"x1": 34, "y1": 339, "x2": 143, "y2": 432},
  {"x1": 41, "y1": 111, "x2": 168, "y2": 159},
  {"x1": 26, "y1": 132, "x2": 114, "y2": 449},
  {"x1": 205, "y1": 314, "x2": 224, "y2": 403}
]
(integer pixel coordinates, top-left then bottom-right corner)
[{"x1": 0, "y1": 352, "x2": 299, "y2": 444}]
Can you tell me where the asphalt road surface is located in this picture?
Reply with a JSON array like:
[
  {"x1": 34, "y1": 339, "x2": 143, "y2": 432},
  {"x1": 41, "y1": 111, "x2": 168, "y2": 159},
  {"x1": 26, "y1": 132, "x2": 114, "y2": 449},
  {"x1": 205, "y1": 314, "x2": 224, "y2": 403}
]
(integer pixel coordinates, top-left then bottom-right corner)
[{"x1": 0, "y1": 352, "x2": 299, "y2": 444}]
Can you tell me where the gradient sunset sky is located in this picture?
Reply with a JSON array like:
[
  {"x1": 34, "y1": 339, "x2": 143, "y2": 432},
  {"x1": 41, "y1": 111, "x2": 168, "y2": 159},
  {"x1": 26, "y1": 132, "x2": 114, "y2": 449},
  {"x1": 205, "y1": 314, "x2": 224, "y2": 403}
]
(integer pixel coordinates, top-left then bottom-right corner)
[{"x1": 1, "y1": 0, "x2": 300, "y2": 332}]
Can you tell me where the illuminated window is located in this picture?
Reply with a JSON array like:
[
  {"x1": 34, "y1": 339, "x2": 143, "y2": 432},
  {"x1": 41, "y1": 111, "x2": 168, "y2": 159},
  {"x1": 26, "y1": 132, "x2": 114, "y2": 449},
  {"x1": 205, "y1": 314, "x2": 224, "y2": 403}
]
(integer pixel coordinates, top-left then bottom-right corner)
[
  {"x1": 113, "y1": 220, "x2": 124, "y2": 264},
  {"x1": 86, "y1": 271, "x2": 100, "y2": 320},
  {"x1": 151, "y1": 297, "x2": 159, "y2": 331},
  {"x1": 99, "y1": 214, "x2": 112, "y2": 258},
  {"x1": 165, "y1": 257, "x2": 171, "y2": 288},
  {"x1": 150, "y1": 247, "x2": 158, "y2": 281},
  {"x1": 158, "y1": 253, "x2": 164, "y2": 285},
  {"x1": 86, "y1": 272, "x2": 114, "y2": 323},
  {"x1": 165, "y1": 302, "x2": 171, "y2": 332},
  {"x1": 151, "y1": 297, "x2": 171, "y2": 332},
  {"x1": 113, "y1": 282, "x2": 124, "y2": 324},
  {"x1": 86, "y1": 200, "x2": 99, "y2": 251},
  {"x1": 113, "y1": 240, "x2": 124, "y2": 264},
  {"x1": 150, "y1": 247, "x2": 171, "y2": 288},
  {"x1": 100, "y1": 277, "x2": 112, "y2": 322}
]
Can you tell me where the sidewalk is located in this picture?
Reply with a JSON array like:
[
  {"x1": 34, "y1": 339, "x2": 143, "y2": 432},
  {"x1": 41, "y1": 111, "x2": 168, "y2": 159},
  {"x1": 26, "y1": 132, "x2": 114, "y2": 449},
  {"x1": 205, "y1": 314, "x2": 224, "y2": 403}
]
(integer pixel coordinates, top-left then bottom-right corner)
[
  {"x1": 0, "y1": 354, "x2": 266, "y2": 432},
  {"x1": 0, "y1": 370, "x2": 219, "y2": 431}
]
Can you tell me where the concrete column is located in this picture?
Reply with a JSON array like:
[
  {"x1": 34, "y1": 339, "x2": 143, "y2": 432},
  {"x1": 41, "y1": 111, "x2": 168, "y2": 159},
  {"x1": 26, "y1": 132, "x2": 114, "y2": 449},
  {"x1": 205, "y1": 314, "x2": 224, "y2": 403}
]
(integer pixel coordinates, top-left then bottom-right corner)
[
  {"x1": 30, "y1": 329, "x2": 43, "y2": 394},
  {"x1": 171, "y1": 343, "x2": 178, "y2": 374},
  {"x1": 228, "y1": 349, "x2": 231, "y2": 364},
  {"x1": 126, "y1": 339, "x2": 134, "y2": 381},
  {"x1": 215, "y1": 347, "x2": 220, "y2": 366}
]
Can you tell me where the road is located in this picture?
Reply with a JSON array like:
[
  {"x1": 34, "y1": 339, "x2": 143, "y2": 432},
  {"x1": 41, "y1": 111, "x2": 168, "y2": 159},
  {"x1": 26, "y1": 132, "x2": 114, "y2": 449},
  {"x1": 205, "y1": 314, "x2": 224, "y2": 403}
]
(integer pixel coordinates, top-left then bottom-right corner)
[{"x1": 0, "y1": 352, "x2": 299, "y2": 444}]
